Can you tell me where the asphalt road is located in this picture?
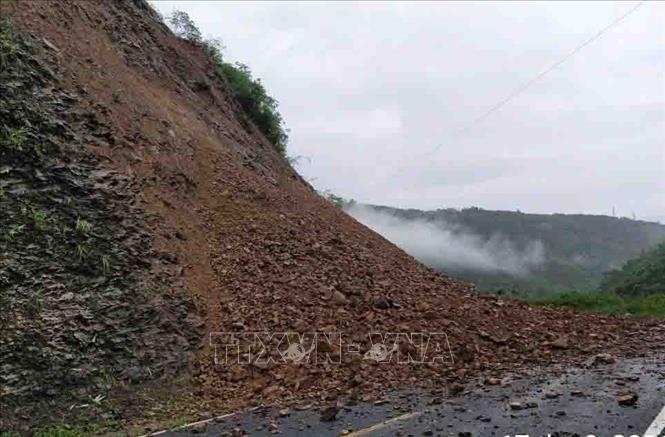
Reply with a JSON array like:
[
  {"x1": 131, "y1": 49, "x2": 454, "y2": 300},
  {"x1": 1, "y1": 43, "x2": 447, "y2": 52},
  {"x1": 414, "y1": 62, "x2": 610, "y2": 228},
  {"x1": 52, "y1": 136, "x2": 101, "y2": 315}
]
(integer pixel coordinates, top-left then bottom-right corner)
[{"x1": 152, "y1": 354, "x2": 665, "y2": 437}]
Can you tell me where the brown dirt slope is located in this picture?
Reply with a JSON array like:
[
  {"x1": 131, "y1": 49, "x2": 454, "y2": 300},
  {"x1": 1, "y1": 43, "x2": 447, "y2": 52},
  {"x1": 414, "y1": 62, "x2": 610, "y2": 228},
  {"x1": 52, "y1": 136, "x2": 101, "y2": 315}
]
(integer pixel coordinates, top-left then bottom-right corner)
[{"x1": 2, "y1": 0, "x2": 664, "y2": 433}]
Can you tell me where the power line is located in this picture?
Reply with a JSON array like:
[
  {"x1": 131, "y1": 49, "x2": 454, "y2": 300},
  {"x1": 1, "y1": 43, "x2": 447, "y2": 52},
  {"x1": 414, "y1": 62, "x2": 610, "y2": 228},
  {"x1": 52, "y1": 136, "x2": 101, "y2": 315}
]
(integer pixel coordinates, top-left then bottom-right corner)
[
  {"x1": 456, "y1": 1, "x2": 644, "y2": 134},
  {"x1": 374, "y1": 1, "x2": 645, "y2": 185}
]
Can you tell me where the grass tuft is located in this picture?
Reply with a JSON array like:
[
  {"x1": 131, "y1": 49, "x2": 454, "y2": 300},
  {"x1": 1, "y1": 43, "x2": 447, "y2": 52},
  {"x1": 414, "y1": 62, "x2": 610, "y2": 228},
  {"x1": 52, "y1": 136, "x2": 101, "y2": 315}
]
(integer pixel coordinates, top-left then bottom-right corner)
[{"x1": 75, "y1": 218, "x2": 92, "y2": 234}]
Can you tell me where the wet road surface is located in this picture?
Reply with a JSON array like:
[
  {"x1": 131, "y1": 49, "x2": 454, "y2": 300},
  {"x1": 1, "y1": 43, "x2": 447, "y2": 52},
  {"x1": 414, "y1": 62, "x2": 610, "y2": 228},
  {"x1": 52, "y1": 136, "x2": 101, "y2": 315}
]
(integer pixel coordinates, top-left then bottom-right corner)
[{"x1": 151, "y1": 354, "x2": 665, "y2": 436}]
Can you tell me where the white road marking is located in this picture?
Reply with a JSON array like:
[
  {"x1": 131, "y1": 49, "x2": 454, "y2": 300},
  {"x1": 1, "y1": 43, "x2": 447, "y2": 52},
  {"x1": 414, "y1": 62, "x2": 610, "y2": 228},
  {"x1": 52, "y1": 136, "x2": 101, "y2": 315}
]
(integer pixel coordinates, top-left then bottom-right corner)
[
  {"x1": 344, "y1": 411, "x2": 423, "y2": 437},
  {"x1": 140, "y1": 412, "x2": 236, "y2": 437},
  {"x1": 644, "y1": 405, "x2": 665, "y2": 437}
]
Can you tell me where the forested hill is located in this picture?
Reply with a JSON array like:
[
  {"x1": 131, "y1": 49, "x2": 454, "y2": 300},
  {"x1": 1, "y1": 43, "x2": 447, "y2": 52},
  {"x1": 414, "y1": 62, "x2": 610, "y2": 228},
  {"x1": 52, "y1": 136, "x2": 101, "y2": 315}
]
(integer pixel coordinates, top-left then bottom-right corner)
[
  {"x1": 601, "y1": 241, "x2": 665, "y2": 296},
  {"x1": 345, "y1": 204, "x2": 665, "y2": 294}
]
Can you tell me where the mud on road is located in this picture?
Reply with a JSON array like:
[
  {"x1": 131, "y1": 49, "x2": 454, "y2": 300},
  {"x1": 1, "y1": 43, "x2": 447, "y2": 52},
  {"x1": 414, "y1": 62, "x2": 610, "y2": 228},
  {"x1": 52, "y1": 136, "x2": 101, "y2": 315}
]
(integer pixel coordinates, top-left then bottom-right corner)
[{"x1": 155, "y1": 352, "x2": 665, "y2": 437}]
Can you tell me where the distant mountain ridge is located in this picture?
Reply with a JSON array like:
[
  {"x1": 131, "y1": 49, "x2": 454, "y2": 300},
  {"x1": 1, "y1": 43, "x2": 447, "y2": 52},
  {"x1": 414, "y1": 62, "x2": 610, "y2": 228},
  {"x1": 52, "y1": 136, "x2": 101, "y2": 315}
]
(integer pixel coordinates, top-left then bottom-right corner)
[{"x1": 345, "y1": 203, "x2": 665, "y2": 294}]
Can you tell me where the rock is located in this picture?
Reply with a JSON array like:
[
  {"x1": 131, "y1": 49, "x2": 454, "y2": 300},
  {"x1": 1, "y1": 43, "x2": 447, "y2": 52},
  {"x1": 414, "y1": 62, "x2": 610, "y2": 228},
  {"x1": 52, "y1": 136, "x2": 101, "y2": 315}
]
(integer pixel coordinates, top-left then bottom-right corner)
[
  {"x1": 592, "y1": 353, "x2": 616, "y2": 365},
  {"x1": 42, "y1": 38, "x2": 59, "y2": 52},
  {"x1": 278, "y1": 408, "x2": 290, "y2": 417},
  {"x1": 373, "y1": 295, "x2": 391, "y2": 310},
  {"x1": 374, "y1": 399, "x2": 389, "y2": 406},
  {"x1": 509, "y1": 402, "x2": 524, "y2": 411},
  {"x1": 331, "y1": 290, "x2": 348, "y2": 305},
  {"x1": 190, "y1": 422, "x2": 209, "y2": 434},
  {"x1": 616, "y1": 392, "x2": 638, "y2": 406},
  {"x1": 261, "y1": 384, "x2": 280, "y2": 395},
  {"x1": 253, "y1": 360, "x2": 273, "y2": 371},
  {"x1": 554, "y1": 410, "x2": 566, "y2": 417},
  {"x1": 320, "y1": 406, "x2": 339, "y2": 422},
  {"x1": 485, "y1": 377, "x2": 501, "y2": 386},
  {"x1": 544, "y1": 392, "x2": 560, "y2": 399},
  {"x1": 550, "y1": 336, "x2": 569, "y2": 349},
  {"x1": 525, "y1": 401, "x2": 538, "y2": 409},
  {"x1": 449, "y1": 383, "x2": 465, "y2": 396}
]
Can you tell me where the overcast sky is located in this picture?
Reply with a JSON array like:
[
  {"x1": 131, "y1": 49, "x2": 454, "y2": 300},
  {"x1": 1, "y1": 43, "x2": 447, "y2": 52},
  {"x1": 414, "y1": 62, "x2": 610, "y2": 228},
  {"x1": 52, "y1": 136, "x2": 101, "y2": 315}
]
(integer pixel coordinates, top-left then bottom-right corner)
[{"x1": 153, "y1": 1, "x2": 664, "y2": 223}]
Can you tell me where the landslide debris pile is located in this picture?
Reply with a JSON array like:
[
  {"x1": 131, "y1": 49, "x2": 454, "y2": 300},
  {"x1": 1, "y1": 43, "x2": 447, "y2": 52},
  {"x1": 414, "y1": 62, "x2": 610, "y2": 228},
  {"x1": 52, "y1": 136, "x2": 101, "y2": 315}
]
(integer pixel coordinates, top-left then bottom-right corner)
[{"x1": 1, "y1": 0, "x2": 664, "y2": 433}]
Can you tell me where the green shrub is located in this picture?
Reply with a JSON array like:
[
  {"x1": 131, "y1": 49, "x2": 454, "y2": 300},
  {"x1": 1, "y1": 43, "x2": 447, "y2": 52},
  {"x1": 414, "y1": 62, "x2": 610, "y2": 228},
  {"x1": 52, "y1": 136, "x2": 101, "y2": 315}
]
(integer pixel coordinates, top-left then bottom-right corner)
[
  {"x1": 167, "y1": 10, "x2": 202, "y2": 43},
  {"x1": 600, "y1": 241, "x2": 665, "y2": 296},
  {"x1": 0, "y1": 124, "x2": 31, "y2": 152},
  {"x1": 320, "y1": 190, "x2": 346, "y2": 208},
  {"x1": 0, "y1": 18, "x2": 18, "y2": 67},
  {"x1": 218, "y1": 62, "x2": 287, "y2": 155},
  {"x1": 166, "y1": 11, "x2": 288, "y2": 155}
]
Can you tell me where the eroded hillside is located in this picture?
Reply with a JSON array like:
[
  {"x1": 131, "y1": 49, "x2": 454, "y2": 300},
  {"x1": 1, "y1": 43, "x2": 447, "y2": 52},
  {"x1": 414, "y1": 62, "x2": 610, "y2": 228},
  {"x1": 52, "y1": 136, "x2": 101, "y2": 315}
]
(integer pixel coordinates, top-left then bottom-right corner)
[{"x1": 1, "y1": 1, "x2": 664, "y2": 434}]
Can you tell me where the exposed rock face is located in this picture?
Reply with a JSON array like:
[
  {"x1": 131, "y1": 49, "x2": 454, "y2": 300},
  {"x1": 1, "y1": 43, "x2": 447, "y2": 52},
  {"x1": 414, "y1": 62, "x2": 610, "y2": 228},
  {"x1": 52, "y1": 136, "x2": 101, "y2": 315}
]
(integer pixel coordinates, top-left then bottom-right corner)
[{"x1": 0, "y1": 13, "x2": 201, "y2": 431}]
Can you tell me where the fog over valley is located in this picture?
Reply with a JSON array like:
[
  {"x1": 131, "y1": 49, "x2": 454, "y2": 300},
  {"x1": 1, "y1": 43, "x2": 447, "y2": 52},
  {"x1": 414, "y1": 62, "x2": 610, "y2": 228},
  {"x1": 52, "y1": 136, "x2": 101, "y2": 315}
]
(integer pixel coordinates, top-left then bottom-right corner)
[{"x1": 346, "y1": 204, "x2": 546, "y2": 277}]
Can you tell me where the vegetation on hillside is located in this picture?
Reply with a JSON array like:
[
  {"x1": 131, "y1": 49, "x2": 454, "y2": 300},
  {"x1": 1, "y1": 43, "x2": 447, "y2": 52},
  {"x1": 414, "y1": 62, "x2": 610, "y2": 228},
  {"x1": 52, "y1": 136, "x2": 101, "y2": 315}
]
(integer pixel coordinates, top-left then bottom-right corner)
[
  {"x1": 167, "y1": 11, "x2": 288, "y2": 155},
  {"x1": 530, "y1": 243, "x2": 665, "y2": 317},
  {"x1": 530, "y1": 291, "x2": 665, "y2": 318},
  {"x1": 320, "y1": 190, "x2": 347, "y2": 208},
  {"x1": 600, "y1": 241, "x2": 665, "y2": 296}
]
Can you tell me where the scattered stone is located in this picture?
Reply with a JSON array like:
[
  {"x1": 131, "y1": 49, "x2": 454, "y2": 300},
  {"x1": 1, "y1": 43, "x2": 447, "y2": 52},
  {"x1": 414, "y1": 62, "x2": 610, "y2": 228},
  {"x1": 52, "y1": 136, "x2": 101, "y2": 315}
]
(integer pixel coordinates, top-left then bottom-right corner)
[
  {"x1": 550, "y1": 336, "x2": 569, "y2": 349},
  {"x1": 320, "y1": 406, "x2": 339, "y2": 422},
  {"x1": 509, "y1": 402, "x2": 524, "y2": 411},
  {"x1": 592, "y1": 353, "x2": 616, "y2": 365},
  {"x1": 449, "y1": 384, "x2": 465, "y2": 396},
  {"x1": 278, "y1": 408, "x2": 290, "y2": 417},
  {"x1": 190, "y1": 422, "x2": 209, "y2": 434},
  {"x1": 42, "y1": 37, "x2": 59, "y2": 52},
  {"x1": 616, "y1": 392, "x2": 638, "y2": 406},
  {"x1": 331, "y1": 290, "x2": 349, "y2": 305},
  {"x1": 373, "y1": 295, "x2": 391, "y2": 310},
  {"x1": 544, "y1": 392, "x2": 561, "y2": 399}
]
